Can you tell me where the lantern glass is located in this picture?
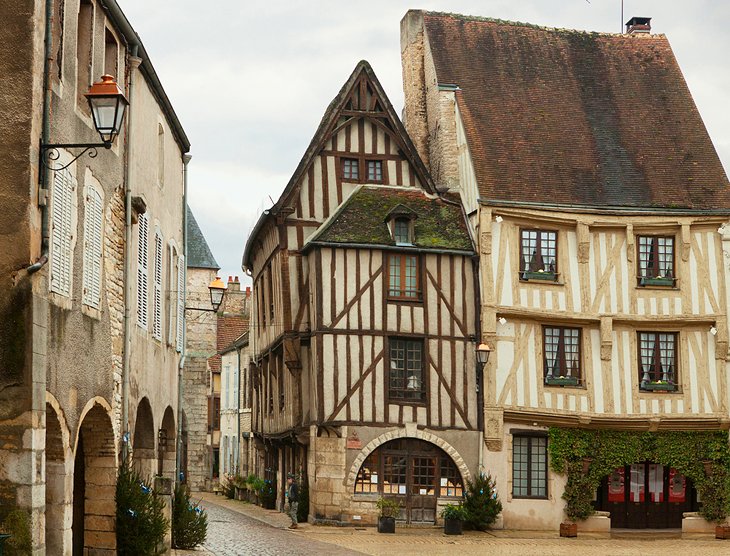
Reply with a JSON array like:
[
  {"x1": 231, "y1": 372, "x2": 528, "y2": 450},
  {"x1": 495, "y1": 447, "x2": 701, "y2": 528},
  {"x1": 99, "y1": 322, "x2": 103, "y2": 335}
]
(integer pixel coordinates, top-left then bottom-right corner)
[
  {"x1": 208, "y1": 278, "x2": 226, "y2": 311},
  {"x1": 476, "y1": 343, "x2": 492, "y2": 365},
  {"x1": 89, "y1": 96, "x2": 126, "y2": 143}
]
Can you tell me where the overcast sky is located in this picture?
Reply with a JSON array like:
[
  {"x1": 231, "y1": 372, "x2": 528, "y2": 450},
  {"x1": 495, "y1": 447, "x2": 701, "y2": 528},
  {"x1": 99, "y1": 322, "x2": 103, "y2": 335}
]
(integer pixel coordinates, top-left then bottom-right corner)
[{"x1": 119, "y1": 1, "x2": 730, "y2": 285}]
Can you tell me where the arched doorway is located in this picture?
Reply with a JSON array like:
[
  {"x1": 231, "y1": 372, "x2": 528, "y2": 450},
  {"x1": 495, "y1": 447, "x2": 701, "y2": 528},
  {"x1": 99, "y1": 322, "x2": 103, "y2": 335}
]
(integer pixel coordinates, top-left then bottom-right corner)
[
  {"x1": 133, "y1": 397, "x2": 155, "y2": 477},
  {"x1": 72, "y1": 401, "x2": 117, "y2": 554},
  {"x1": 46, "y1": 401, "x2": 72, "y2": 555},
  {"x1": 158, "y1": 406, "x2": 176, "y2": 478},
  {"x1": 597, "y1": 462, "x2": 697, "y2": 528},
  {"x1": 354, "y1": 438, "x2": 464, "y2": 523}
]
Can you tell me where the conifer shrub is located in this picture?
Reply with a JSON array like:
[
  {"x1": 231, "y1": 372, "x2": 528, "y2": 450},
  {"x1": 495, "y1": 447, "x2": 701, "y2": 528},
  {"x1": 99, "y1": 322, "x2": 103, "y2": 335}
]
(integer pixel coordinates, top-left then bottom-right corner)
[
  {"x1": 0, "y1": 509, "x2": 32, "y2": 556},
  {"x1": 115, "y1": 461, "x2": 169, "y2": 555},
  {"x1": 172, "y1": 483, "x2": 207, "y2": 549},
  {"x1": 463, "y1": 473, "x2": 502, "y2": 531}
]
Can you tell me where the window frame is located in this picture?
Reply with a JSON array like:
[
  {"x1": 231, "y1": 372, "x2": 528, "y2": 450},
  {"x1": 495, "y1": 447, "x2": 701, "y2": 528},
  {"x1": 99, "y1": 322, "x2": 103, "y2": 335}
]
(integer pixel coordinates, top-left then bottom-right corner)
[
  {"x1": 387, "y1": 252, "x2": 421, "y2": 301},
  {"x1": 542, "y1": 326, "x2": 582, "y2": 386},
  {"x1": 387, "y1": 337, "x2": 426, "y2": 404},
  {"x1": 636, "y1": 235, "x2": 676, "y2": 287},
  {"x1": 637, "y1": 331, "x2": 679, "y2": 392},
  {"x1": 519, "y1": 228, "x2": 558, "y2": 282},
  {"x1": 512, "y1": 433, "x2": 548, "y2": 499},
  {"x1": 341, "y1": 157, "x2": 360, "y2": 181},
  {"x1": 366, "y1": 159, "x2": 384, "y2": 183}
]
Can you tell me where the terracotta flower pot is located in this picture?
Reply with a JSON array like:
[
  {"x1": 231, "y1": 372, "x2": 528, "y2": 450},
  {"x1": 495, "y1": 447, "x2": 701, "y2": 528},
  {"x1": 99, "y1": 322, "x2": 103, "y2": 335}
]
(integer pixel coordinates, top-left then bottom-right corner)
[
  {"x1": 715, "y1": 525, "x2": 730, "y2": 539},
  {"x1": 560, "y1": 522, "x2": 577, "y2": 537}
]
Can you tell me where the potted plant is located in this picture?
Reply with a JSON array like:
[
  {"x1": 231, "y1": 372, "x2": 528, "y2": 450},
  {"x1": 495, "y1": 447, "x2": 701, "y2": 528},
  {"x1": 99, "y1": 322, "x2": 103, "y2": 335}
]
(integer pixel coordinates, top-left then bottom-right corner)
[
  {"x1": 640, "y1": 275, "x2": 675, "y2": 287},
  {"x1": 441, "y1": 503, "x2": 466, "y2": 535},
  {"x1": 522, "y1": 269, "x2": 557, "y2": 282},
  {"x1": 560, "y1": 521, "x2": 578, "y2": 537},
  {"x1": 642, "y1": 380, "x2": 675, "y2": 392},
  {"x1": 545, "y1": 375, "x2": 579, "y2": 387},
  {"x1": 376, "y1": 497, "x2": 400, "y2": 533}
]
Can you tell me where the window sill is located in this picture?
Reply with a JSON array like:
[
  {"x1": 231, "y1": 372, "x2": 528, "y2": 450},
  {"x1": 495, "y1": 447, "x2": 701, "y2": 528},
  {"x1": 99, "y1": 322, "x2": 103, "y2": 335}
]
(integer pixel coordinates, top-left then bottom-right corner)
[
  {"x1": 511, "y1": 495, "x2": 549, "y2": 500},
  {"x1": 637, "y1": 277, "x2": 677, "y2": 288},
  {"x1": 387, "y1": 399, "x2": 427, "y2": 407},
  {"x1": 386, "y1": 296, "x2": 423, "y2": 303}
]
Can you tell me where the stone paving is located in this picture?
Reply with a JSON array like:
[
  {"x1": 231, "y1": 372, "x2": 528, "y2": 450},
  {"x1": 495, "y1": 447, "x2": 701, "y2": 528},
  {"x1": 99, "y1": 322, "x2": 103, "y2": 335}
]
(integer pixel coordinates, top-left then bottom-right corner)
[{"x1": 174, "y1": 493, "x2": 730, "y2": 556}]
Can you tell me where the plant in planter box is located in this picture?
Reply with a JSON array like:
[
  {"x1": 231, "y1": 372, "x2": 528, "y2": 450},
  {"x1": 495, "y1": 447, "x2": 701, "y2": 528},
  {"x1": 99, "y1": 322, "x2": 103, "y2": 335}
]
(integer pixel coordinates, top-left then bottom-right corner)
[
  {"x1": 376, "y1": 497, "x2": 401, "y2": 533},
  {"x1": 440, "y1": 503, "x2": 466, "y2": 535},
  {"x1": 545, "y1": 375, "x2": 579, "y2": 387}
]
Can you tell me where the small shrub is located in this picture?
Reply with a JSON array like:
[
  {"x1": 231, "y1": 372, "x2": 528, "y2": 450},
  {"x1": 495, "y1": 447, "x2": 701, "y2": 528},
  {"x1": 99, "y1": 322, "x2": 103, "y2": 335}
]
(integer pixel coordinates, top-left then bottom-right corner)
[
  {"x1": 0, "y1": 509, "x2": 32, "y2": 556},
  {"x1": 463, "y1": 473, "x2": 502, "y2": 531},
  {"x1": 440, "y1": 503, "x2": 466, "y2": 520},
  {"x1": 220, "y1": 475, "x2": 235, "y2": 499},
  {"x1": 376, "y1": 497, "x2": 401, "y2": 518},
  {"x1": 115, "y1": 460, "x2": 169, "y2": 556},
  {"x1": 297, "y1": 477, "x2": 309, "y2": 523},
  {"x1": 172, "y1": 483, "x2": 207, "y2": 549}
]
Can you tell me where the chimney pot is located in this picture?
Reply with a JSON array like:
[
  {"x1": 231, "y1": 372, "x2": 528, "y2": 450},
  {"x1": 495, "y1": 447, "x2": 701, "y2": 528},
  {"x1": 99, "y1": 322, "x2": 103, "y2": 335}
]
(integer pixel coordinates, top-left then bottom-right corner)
[
  {"x1": 625, "y1": 16, "x2": 651, "y2": 34},
  {"x1": 234, "y1": 276, "x2": 239, "y2": 282}
]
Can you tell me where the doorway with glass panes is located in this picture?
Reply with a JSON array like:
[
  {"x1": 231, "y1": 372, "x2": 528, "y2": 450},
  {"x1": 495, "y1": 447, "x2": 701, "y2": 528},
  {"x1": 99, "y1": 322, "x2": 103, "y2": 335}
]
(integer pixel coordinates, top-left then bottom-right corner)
[
  {"x1": 354, "y1": 438, "x2": 464, "y2": 523},
  {"x1": 597, "y1": 462, "x2": 696, "y2": 528}
]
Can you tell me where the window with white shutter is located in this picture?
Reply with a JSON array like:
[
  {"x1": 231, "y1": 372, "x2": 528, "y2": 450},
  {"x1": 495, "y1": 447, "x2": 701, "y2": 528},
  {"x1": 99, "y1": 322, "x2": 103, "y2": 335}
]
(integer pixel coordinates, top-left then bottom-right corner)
[
  {"x1": 233, "y1": 365, "x2": 239, "y2": 412},
  {"x1": 176, "y1": 254, "x2": 185, "y2": 351},
  {"x1": 152, "y1": 229, "x2": 164, "y2": 339},
  {"x1": 167, "y1": 243, "x2": 177, "y2": 346},
  {"x1": 82, "y1": 184, "x2": 103, "y2": 308},
  {"x1": 50, "y1": 168, "x2": 76, "y2": 296},
  {"x1": 137, "y1": 213, "x2": 149, "y2": 328}
]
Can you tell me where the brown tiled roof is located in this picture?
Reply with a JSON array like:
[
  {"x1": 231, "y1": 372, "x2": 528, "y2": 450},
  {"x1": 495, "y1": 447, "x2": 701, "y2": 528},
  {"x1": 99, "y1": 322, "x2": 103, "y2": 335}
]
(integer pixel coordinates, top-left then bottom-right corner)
[
  {"x1": 208, "y1": 315, "x2": 249, "y2": 373},
  {"x1": 306, "y1": 186, "x2": 474, "y2": 253},
  {"x1": 423, "y1": 12, "x2": 730, "y2": 210}
]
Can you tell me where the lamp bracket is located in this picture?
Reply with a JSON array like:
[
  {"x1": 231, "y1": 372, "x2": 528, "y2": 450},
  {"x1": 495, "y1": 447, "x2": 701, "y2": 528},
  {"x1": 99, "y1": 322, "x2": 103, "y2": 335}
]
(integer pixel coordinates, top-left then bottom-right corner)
[
  {"x1": 184, "y1": 306, "x2": 217, "y2": 313},
  {"x1": 40, "y1": 142, "x2": 111, "y2": 171}
]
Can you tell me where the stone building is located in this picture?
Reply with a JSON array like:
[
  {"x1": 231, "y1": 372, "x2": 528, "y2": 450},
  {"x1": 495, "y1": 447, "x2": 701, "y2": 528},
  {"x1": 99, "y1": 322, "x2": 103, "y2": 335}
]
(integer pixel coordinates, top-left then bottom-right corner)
[
  {"x1": 0, "y1": 1, "x2": 190, "y2": 553},
  {"x1": 206, "y1": 281, "x2": 250, "y2": 484},
  {"x1": 183, "y1": 206, "x2": 220, "y2": 490},
  {"x1": 242, "y1": 61, "x2": 479, "y2": 525},
  {"x1": 401, "y1": 10, "x2": 730, "y2": 531},
  {"x1": 219, "y1": 330, "x2": 252, "y2": 480}
]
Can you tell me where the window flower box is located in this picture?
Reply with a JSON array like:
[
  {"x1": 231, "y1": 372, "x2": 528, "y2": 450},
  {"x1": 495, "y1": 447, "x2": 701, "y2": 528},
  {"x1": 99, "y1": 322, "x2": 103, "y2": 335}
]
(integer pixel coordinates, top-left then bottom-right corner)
[
  {"x1": 642, "y1": 381, "x2": 675, "y2": 392},
  {"x1": 639, "y1": 276, "x2": 675, "y2": 287},
  {"x1": 545, "y1": 376, "x2": 579, "y2": 387},
  {"x1": 522, "y1": 270, "x2": 557, "y2": 282}
]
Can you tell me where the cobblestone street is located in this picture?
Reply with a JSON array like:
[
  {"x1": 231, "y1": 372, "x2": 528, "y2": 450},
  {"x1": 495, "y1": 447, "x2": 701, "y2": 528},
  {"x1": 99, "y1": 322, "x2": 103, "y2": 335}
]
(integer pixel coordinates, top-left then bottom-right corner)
[{"x1": 172, "y1": 494, "x2": 730, "y2": 556}]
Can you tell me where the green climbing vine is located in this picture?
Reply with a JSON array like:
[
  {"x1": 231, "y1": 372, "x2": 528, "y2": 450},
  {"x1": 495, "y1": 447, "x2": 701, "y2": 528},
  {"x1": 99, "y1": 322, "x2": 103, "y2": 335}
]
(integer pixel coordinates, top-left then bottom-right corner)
[{"x1": 548, "y1": 428, "x2": 730, "y2": 522}]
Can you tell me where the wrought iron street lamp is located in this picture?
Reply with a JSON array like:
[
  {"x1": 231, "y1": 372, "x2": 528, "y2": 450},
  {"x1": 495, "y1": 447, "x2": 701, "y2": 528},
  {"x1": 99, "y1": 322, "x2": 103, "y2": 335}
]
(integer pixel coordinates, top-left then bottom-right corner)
[
  {"x1": 40, "y1": 74, "x2": 129, "y2": 170},
  {"x1": 185, "y1": 276, "x2": 227, "y2": 313}
]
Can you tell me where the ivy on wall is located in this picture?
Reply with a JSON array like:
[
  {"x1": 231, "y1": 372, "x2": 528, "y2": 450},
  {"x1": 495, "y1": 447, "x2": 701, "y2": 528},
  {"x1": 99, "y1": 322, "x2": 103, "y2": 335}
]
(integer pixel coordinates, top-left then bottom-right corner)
[{"x1": 548, "y1": 428, "x2": 730, "y2": 523}]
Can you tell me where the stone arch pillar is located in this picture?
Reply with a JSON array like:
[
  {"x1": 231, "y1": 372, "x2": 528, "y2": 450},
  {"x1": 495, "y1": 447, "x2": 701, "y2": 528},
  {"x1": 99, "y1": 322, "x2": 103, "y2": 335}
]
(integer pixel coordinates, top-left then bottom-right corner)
[{"x1": 45, "y1": 396, "x2": 73, "y2": 555}]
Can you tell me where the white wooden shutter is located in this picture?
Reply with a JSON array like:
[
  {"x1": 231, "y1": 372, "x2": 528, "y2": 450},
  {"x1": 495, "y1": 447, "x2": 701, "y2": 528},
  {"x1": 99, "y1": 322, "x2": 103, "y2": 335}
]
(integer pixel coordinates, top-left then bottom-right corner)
[
  {"x1": 50, "y1": 168, "x2": 75, "y2": 296},
  {"x1": 168, "y1": 244, "x2": 176, "y2": 345},
  {"x1": 176, "y1": 254, "x2": 185, "y2": 351},
  {"x1": 233, "y1": 365, "x2": 239, "y2": 412},
  {"x1": 136, "y1": 213, "x2": 149, "y2": 328},
  {"x1": 82, "y1": 186, "x2": 103, "y2": 308},
  {"x1": 152, "y1": 229, "x2": 163, "y2": 339}
]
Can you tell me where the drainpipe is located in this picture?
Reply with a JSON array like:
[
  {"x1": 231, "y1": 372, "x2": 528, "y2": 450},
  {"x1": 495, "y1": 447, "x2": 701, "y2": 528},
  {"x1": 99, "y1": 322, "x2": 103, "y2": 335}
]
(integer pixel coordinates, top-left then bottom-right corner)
[
  {"x1": 122, "y1": 47, "x2": 141, "y2": 461},
  {"x1": 176, "y1": 153, "x2": 191, "y2": 485},
  {"x1": 28, "y1": 0, "x2": 54, "y2": 274}
]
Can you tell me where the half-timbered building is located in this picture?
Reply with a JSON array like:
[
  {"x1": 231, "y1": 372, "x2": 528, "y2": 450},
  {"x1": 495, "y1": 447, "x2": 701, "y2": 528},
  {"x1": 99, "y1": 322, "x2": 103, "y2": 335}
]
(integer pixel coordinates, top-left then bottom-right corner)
[
  {"x1": 242, "y1": 61, "x2": 480, "y2": 525},
  {"x1": 402, "y1": 10, "x2": 730, "y2": 531}
]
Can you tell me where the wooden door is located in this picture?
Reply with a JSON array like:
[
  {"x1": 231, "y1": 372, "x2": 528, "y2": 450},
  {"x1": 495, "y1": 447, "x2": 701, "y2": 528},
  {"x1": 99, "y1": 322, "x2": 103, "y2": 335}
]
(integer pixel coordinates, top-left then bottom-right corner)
[{"x1": 409, "y1": 455, "x2": 437, "y2": 523}]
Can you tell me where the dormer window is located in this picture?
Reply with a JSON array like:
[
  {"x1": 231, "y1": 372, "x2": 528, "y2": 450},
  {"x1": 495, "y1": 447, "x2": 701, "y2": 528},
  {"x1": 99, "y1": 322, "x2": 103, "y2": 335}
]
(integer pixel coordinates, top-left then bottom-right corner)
[{"x1": 385, "y1": 205, "x2": 417, "y2": 246}]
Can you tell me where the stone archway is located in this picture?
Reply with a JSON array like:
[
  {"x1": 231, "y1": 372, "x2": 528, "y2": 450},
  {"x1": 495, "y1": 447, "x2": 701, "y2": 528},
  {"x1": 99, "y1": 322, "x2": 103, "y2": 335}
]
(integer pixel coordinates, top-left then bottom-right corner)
[
  {"x1": 45, "y1": 396, "x2": 72, "y2": 555},
  {"x1": 158, "y1": 406, "x2": 176, "y2": 478},
  {"x1": 133, "y1": 397, "x2": 155, "y2": 477},
  {"x1": 73, "y1": 399, "x2": 117, "y2": 555},
  {"x1": 346, "y1": 429, "x2": 471, "y2": 492}
]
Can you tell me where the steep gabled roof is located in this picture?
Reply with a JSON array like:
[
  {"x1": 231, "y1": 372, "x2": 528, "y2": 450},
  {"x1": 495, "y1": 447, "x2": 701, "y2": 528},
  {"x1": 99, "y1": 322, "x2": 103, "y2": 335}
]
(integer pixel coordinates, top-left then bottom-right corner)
[
  {"x1": 422, "y1": 11, "x2": 730, "y2": 211},
  {"x1": 242, "y1": 60, "x2": 438, "y2": 270},
  {"x1": 208, "y1": 315, "x2": 249, "y2": 372},
  {"x1": 186, "y1": 206, "x2": 219, "y2": 270},
  {"x1": 305, "y1": 186, "x2": 474, "y2": 254}
]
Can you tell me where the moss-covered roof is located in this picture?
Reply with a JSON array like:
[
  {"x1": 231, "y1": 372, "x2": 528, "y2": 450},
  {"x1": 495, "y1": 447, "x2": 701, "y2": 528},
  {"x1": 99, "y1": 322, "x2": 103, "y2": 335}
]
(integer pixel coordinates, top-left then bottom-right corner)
[{"x1": 306, "y1": 186, "x2": 474, "y2": 253}]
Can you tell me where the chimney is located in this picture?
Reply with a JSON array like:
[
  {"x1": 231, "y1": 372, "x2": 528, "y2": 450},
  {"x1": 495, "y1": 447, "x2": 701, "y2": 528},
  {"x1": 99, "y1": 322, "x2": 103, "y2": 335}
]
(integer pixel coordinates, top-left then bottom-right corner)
[
  {"x1": 625, "y1": 16, "x2": 651, "y2": 34},
  {"x1": 227, "y1": 275, "x2": 240, "y2": 292},
  {"x1": 245, "y1": 286, "x2": 251, "y2": 298}
]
